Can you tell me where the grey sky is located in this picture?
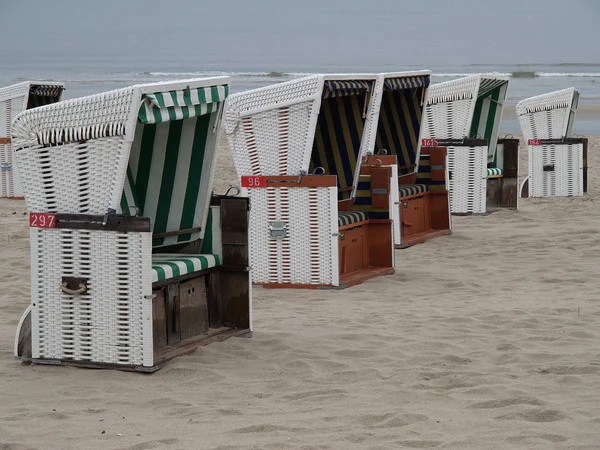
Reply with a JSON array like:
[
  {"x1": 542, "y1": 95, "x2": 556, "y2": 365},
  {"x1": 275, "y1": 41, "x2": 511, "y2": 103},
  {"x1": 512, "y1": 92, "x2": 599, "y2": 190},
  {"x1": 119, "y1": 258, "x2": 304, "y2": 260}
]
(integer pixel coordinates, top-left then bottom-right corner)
[{"x1": 0, "y1": 0, "x2": 598, "y2": 71}]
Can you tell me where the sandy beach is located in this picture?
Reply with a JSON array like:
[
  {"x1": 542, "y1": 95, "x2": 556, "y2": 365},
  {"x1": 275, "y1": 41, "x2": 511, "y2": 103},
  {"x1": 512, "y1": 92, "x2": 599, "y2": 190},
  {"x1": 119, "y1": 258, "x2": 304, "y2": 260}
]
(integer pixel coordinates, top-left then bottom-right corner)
[{"x1": 1, "y1": 135, "x2": 599, "y2": 449}]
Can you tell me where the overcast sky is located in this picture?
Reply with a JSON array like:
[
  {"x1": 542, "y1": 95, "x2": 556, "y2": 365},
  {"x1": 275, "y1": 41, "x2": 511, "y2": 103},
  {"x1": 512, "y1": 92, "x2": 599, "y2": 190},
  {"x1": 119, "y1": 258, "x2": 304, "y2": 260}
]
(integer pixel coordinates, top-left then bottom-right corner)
[{"x1": 0, "y1": 0, "x2": 598, "y2": 71}]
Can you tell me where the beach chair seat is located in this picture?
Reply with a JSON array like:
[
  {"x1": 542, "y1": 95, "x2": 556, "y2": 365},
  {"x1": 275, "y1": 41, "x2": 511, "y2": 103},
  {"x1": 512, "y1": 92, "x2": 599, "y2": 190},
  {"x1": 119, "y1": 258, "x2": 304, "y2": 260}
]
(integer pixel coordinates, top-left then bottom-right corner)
[
  {"x1": 338, "y1": 211, "x2": 368, "y2": 227},
  {"x1": 358, "y1": 71, "x2": 451, "y2": 248},
  {"x1": 398, "y1": 184, "x2": 428, "y2": 198},
  {"x1": 487, "y1": 168, "x2": 503, "y2": 177},
  {"x1": 517, "y1": 88, "x2": 586, "y2": 198},
  {"x1": 12, "y1": 77, "x2": 251, "y2": 372},
  {"x1": 0, "y1": 82, "x2": 64, "y2": 199}
]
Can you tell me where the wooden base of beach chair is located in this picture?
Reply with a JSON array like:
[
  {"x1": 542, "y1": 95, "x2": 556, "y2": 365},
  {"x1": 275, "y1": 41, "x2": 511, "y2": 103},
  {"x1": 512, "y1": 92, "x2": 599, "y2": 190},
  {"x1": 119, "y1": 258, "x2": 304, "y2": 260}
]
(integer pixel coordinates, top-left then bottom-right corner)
[
  {"x1": 260, "y1": 267, "x2": 395, "y2": 290},
  {"x1": 22, "y1": 328, "x2": 251, "y2": 373},
  {"x1": 396, "y1": 190, "x2": 451, "y2": 249},
  {"x1": 258, "y1": 218, "x2": 394, "y2": 289},
  {"x1": 486, "y1": 139, "x2": 519, "y2": 211}
]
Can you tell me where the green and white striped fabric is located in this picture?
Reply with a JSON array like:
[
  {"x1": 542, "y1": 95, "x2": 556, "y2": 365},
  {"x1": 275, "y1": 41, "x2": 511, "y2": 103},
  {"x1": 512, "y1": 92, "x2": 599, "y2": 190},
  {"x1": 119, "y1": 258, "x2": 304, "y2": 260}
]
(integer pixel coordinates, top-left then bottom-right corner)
[
  {"x1": 470, "y1": 79, "x2": 508, "y2": 163},
  {"x1": 151, "y1": 254, "x2": 220, "y2": 283},
  {"x1": 119, "y1": 84, "x2": 229, "y2": 248},
  {"x1": 487, "y1": 168, "x2": 503, "y2": 177},
  {"x1": 200, "y1": 206, "x2": 223, "y2": 258},
  {"x1": 138, "y1": 85, "x2": 228, "y2": 124}
]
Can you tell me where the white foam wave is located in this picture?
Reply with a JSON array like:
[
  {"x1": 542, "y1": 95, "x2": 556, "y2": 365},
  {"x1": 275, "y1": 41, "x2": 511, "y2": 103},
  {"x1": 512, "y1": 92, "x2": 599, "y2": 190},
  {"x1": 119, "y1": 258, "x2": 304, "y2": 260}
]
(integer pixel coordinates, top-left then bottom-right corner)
[{"x1": 537, "y1": 72, "x2": 600, "y2": 78}]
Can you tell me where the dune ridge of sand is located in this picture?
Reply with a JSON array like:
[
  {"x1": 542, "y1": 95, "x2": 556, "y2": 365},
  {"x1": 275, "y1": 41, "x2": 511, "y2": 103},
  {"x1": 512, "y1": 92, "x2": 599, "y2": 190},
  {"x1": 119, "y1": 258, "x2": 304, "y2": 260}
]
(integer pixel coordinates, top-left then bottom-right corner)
[{"x1": 0, "y1": 135, "x2": 599, "y2": 449}]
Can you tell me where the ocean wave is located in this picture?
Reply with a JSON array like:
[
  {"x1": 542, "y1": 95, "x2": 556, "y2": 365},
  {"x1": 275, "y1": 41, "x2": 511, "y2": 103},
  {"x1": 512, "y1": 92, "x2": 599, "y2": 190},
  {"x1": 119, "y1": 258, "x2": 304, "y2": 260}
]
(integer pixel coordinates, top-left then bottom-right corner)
[
  {"x1": 537, "y1": 72, "x2": 600, "y2": 78},
  {"x1": 435, "y1": 71, "x2": 600, "y2": 79},
  {"x1": 144, "y1": 71, "x2": 293, "y2": 78}
]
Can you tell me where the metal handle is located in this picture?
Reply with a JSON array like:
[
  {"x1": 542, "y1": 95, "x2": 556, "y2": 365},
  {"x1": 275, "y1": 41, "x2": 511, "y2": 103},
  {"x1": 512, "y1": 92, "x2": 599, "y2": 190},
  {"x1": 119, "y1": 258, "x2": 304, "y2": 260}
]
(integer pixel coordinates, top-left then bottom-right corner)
[{"x1": 60, "y1": 282, "x2": 87, "y2": 295}]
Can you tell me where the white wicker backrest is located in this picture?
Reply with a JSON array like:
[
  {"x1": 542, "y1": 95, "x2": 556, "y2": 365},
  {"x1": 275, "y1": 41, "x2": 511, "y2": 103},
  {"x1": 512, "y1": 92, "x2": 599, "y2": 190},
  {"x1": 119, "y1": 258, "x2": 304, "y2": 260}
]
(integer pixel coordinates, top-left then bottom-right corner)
[
  {"x1": 421, "y1": 75, "x2": 480, "y2": 140},
  {"x1": 12, "y1": 78, "x2": 229, "y2": 227},
  {"x1": 223, "y1": 76, "x2": 323, "y2": 177},
  {"x1": 516, "y1": 88, "x2": 579, "y2": 141}
]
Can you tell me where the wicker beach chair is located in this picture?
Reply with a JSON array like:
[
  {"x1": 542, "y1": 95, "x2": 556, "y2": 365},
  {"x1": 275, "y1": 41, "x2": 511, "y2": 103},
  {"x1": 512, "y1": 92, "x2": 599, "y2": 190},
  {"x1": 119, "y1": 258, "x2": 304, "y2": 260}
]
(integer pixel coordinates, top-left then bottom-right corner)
[
  {"x1": 223, "y1": 75, "x2": 395, "y2": 289},
  {"x1": 517, "y1": 88, "x2": 586, "y2": 198},
  {"x1": 0, "y1": 81, "x2": 64, "y2": 198},
  {"x1": 12, "y1": 77, "x2": 251, "y2": 372},
  {"x1": 359, "y1": 71, "x2": 452, "y2": 248},
  {"x1": 420, "y1": 74, "x2": 518, "y2": 214}
]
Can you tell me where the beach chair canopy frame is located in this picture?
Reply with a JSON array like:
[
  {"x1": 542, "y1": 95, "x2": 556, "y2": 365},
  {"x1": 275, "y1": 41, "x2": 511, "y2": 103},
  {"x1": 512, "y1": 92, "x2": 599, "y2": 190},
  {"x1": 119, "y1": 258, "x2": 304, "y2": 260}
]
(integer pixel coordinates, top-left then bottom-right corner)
[{"x1": 1, "y1": 81, "x2": 64, "y2": 198}]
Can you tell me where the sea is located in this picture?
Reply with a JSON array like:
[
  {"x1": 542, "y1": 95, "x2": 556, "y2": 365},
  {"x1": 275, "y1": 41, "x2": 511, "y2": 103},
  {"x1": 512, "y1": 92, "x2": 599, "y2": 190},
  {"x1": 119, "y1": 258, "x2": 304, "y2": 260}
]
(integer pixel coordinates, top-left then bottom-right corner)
[
  {"x1": 1, "y1": 0, "x2": 598, "y2": 134},
  {"x1": 1, "y1": 63, "x2": 598, "y2": 135}
]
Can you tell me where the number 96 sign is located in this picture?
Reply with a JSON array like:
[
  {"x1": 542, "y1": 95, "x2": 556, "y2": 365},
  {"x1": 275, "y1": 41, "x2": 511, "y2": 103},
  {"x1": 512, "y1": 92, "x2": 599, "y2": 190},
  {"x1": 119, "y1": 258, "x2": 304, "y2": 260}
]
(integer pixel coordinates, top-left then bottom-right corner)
[
  {"x1": 30, "y1": 213, "x2": 56, "y2": 228},
  {"x1": 241, "y1": 176, "x2": 267, "y2": 188}
]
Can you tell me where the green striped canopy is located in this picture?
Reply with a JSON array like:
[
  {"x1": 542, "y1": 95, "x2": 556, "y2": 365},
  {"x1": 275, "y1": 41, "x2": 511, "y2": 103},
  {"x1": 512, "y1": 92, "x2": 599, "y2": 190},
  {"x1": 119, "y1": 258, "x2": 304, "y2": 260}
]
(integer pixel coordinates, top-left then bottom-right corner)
[
  {"x1": 120, "y1": 83, "x2": 228, "y2": 248},
  {"x1": 138, "y1": 85, "x2": 229, "y2": 124},
  {"x1": 477, "y1": 79, "x2": 507, "y2": 99}
]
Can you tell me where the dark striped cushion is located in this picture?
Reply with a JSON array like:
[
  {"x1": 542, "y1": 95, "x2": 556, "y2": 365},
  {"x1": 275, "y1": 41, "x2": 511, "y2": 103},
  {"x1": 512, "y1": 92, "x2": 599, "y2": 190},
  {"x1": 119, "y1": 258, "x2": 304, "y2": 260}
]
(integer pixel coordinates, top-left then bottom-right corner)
[
  {"x1": 338, "y1": 211, "x2": 368, "y2": 227},
  {"x1": 399, "y1": 184, "x2": 428, "y2": 198}
]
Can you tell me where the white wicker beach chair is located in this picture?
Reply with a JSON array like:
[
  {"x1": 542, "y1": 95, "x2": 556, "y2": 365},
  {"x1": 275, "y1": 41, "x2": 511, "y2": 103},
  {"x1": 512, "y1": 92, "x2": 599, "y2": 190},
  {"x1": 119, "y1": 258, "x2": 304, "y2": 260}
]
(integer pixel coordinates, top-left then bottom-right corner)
[
  {"x1": 517, "y1": 88, "x2": 585, "y2": 198},
  {"x1": 223, "y1": 74, "x2": 395, "y2": 289},
  {"x1": 420, "y1": 74, "x2": 516, "y2": 214},
  {"x1": 359, "y1": 71, "x2": 452, "y2": 248},
  {"x1": 12, "y1": 77, "x2": 251, "y2": 372},
  {"x1": 0, "y1": 81, "x2": 64, "y2": 198}
]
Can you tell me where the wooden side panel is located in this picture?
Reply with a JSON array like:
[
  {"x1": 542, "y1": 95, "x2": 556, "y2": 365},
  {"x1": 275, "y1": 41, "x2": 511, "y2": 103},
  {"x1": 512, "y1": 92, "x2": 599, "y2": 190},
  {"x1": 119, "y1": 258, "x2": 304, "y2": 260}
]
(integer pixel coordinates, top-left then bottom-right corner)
[
  {"x1": 152, "y1": 289, "x2": 168, "y2": 349},
  {"x1": 218, "y1": 197, "x2": 250, "y2": 329},
  {"x1": 179, "y1": 277, "x2": 209, "y2": 341},
  {"x1": 400, "y1": 196, "x2": 427, "y2": 238},
  {"x1": 367, "y1": 221, "x2": 393, "y2": 268},
  {"x1": 486, "y1": 178, "x2": 501, "y2": 209},
  {"x1": 429, "y1": 191, "x2": 451, "y2": 230},
  {"x1": 496, "y1": 139, "x2": 519, "y2": 208},
  {"x1": 339, "y1": 226, "x2": 367, "y2": 274},
  {"x1": 500, "y1": 139, "x2": 519, "y2": 178},
  {"x1": 583, "y1": 138, "x2": 588, "y2": 193},
  {"x1": 220, "y1": 198, "x2": 249, "y2": 265},
  {"x1": 429, "y1": 147, "x2": 447, "y2": 182},
  {"x1": 166, "y1": 283, "x2": 180, "y2": 345},
  {"x1": 370, "y1": 166, "x2": 392, "y2": 208}
]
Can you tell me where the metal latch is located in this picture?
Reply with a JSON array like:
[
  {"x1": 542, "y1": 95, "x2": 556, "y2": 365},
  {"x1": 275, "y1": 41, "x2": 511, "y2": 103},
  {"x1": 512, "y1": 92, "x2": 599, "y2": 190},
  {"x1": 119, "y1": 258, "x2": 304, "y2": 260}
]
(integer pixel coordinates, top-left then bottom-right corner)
[
  {"x1": 269, "y1": 221, "x2": 288, "y2": 239},
  {"x1": 0, "y1": 162, "x2": 11, "y2": 171}
]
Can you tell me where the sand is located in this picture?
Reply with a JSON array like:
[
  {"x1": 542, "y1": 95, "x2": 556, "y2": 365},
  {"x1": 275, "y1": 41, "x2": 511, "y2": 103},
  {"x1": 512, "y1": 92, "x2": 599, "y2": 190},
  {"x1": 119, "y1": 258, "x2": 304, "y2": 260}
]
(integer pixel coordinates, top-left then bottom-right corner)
[{"x1": 1, "y1": 135, "x2": 600, "y2": 449}]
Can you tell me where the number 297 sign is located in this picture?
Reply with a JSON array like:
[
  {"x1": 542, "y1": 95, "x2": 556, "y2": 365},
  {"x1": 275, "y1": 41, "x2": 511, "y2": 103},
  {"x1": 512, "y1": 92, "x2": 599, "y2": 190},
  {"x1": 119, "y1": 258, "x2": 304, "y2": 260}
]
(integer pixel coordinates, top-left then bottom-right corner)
[
  {"x1": 30, "y1": 213, "x2": 56, "y2": 228},
  {"x1": 241, "y1": 176, "x2": 267, "y2": 188}
]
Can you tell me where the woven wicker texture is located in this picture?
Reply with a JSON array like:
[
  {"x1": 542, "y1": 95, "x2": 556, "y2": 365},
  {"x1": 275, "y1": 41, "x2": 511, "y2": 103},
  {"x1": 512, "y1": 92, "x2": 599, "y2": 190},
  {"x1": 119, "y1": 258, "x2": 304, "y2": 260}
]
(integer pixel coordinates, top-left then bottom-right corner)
[
  {"x1": 246, "y1": 185, "x2": 338, "y2": 286},
  {"x1": 30, "y1": 228, "x2": 153, "y2": 367},
  {"x1": 517, "y1": 88, "x2": 579, "y2": 141},
  {"x1": 447, "y1": 146, "x2": 488, "y2": 214},
  {"x1": 223, "y1": 76, "x2": 323, "y2": 177},
  {"x1": 1, "y1": 81, "x2": 64, "y2": 198},
  {"x1": 529, "y1": 143, "x2": 583, "y2": 197}
]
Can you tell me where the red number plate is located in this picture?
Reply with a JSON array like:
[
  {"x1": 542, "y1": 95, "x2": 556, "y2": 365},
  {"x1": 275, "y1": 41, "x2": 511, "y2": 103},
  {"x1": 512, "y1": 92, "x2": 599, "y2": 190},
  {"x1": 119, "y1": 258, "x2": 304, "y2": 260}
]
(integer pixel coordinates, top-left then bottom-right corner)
[
  {"x1": 241, "y1": 176, "x2": 267, "y2": 188},
  {"x1": 30, "y1": 212, "x2": 56, "y2": 229},
  {"x1": 422, "y1": 139, "x2": 438, "y2": 147},
  {"x1": 528, "y1": 139, "x2": 542, "y2": 146}
]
